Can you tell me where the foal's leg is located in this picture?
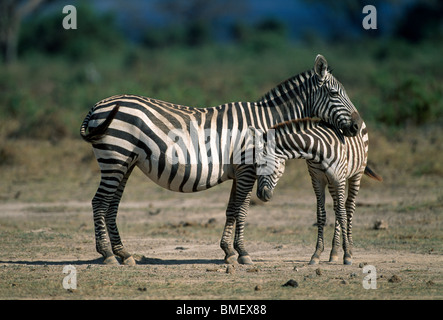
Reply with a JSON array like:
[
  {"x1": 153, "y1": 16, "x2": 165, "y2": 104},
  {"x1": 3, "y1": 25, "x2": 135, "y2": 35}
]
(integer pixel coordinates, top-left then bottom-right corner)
[
  {"x1": 330, "y1": 181, "x2": 352, "y2": 265},
  {"x1": 309, "y1": 176, "x2": 328, "y2": 265},
  {"x1": 329, "y1": 219, "x2": 341, "y2": 262},
  {"x1": 329, "y1": 175, "x2": 363, "y2": 261}
]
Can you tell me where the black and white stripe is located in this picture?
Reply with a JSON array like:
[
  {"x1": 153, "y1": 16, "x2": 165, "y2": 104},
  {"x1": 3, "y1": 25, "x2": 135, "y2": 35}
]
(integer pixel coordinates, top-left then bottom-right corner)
[
  {"x1": 254, "y1": 118, "x2": 382, "y2": 265},
  {"x1": 80, "y1": 55, "x2": 363, "y2": 265}
]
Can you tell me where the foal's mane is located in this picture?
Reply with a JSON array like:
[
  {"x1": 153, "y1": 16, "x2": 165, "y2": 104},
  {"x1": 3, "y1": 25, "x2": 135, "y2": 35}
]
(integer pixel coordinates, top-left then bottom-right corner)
[
  {"x1": 270, "y1": 117, "x2": 322, "y2": 132},
  {"x1": 270, "y1": 117, "x2": 345, "y2": 144}
]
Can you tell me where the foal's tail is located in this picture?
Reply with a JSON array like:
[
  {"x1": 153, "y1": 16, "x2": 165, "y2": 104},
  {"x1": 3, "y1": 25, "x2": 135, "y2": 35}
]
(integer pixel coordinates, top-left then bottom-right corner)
[
  {"x1": 364, "y1": 166, "x2": 383, "y2": 182},
  {"x1": 80, "y1": 104, "x2": 120, "y2": 143}
]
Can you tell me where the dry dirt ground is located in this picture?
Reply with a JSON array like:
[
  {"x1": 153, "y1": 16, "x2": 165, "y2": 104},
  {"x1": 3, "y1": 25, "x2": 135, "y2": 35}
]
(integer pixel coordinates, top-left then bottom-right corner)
[{"x1": 0, "y1": 138, "x2": 442, "y2": 300}]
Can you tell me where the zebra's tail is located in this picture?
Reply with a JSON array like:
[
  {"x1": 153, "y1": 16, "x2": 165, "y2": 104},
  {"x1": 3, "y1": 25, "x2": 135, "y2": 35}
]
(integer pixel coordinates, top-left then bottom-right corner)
[
  {"x1": 80, "y1": 104, "x2": 120, "y2": 143},
  {"x1": 364, "y1": 166, "x2": 383, "y2": 182}
]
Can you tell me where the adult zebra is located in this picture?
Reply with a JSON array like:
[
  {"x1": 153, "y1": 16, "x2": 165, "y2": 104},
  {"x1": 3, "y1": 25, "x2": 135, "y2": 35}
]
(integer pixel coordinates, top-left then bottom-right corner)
[
  {"x1": 252, "y1": 117, "x2": 382, "y2": 265},
  {"x1": 80, "y1": 54, "x2": 362, "y2": 265}
]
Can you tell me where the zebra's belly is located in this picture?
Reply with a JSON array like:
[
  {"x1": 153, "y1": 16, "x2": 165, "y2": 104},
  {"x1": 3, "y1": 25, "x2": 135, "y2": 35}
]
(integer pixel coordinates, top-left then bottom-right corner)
[{"x1": 136, "y1": 160, "x2": 232, "y2": 193}]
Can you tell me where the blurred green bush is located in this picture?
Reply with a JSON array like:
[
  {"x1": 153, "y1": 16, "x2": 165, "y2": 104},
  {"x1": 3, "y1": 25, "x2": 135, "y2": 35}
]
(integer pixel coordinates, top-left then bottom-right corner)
[
  {"x1": 18, "y1": 3, "x2": 124, "y2": 60},
  {"x1": 371, "y1": 75, "x2": 442, "y2": 127},
  {"x1": 0, "y1": 4, "x2": 441, "y2": 140}
]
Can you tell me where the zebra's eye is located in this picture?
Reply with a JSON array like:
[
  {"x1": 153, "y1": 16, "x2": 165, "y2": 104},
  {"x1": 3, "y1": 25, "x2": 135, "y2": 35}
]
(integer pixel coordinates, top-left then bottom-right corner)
[{"x1": 330, "y1": 89, "x2": 339, "y2": 97}]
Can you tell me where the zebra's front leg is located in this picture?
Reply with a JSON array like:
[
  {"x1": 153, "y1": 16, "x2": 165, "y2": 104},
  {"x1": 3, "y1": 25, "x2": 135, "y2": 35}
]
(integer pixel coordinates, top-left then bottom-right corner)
[
  {"x1": 233, "y1": 177, "x2": 254, "y2": 265},
  {"x1": 220, "y1": 181, "x2": 238, "y2": 264},
  {"x1": 220, "y1": 215, "x2": 237, "y2": 264},
  {"x1": 234, "y1": 209, "x2": 253, "y2": 265}
]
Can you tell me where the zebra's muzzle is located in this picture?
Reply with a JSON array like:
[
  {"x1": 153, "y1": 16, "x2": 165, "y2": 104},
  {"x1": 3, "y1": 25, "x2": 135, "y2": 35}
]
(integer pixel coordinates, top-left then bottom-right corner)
[
  {"x1": 343, "y1": 122, "x2": 359, "y2": 137},
  {"x1": 342, "y1": 111, "x2": 361, "y2": 137},
  {"x1": 258, "y1": 186, "x2": 274, "y2": 202}
]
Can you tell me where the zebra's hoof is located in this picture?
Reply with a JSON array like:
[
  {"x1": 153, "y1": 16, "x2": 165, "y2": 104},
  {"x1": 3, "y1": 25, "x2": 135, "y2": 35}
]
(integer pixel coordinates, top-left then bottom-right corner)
[
  {"x1": 238, "y1": 255, "x2": 253, "y2": 265},
  {"x1": 103, "y1": 256, "x2": 120, "y2": 265},
  {"x1": 123, "y1": 256, "x2": 136, "y2": 266},
  {"x1": 224, "y1": 254, "x2": 237, "y2": 265},
  {"x1": 309, "y1": 258, "x2": 319, "y2": 265},
  {"x1": 309, "y1": 254, "x2": 320, "y2": 265},
  {"x1": 328, "y1": 255, "x2": 339, "y2": 263},
  {"x1": 343, "y1": 257, "x2": 352, "y2": 265}
]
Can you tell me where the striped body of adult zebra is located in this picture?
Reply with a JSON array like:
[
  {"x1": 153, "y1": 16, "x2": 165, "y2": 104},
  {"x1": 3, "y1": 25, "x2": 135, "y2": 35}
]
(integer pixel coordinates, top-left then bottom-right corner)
[
  {"x1": 252, "y1": 118, "x2": 382, "y2": 265},
  {"x1": 80, "y1": 55, "x2": 363, "y2": 265}
]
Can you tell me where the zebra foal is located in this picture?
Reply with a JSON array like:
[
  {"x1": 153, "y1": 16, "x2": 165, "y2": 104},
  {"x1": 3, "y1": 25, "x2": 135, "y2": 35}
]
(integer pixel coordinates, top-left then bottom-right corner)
[
  {"x1": 252, "y1": 118, "x2": 382, "y2": 265},
  {"x1": 80, "y1": 55, "x2": 363, "y2": 265}
]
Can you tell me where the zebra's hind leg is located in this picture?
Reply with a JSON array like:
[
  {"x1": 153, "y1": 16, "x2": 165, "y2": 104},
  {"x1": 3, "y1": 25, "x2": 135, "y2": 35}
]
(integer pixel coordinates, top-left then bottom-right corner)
[
  {"x1": 329, "y1": 175, "x2": 362, "y2": 264},
  {"x1": 92, "y1": 159, "x2": 135, "y2": 265},
  {"x1": 344, "y1": 174, "x2": 363, "y2": 257},
  {"x1": 220, "y1": 181, "x2": 238, "y2": 264},
  {"x1": 328, "y1": 183, "x2": 341, "y2": 263},
  {"x1": 329, "y1": 219, "x2": 341, "y2": 263},
  {"x1": 92, "y1": 192, "x2": 119, "y2": 265},
  {"x1": 105, "y1": 165, "x2": 136, "y2": 266}
]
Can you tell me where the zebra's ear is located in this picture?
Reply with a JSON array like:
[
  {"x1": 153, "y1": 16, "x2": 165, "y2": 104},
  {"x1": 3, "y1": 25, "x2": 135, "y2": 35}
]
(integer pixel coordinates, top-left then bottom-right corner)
[{"x1": 314, "y1": 54, "x2": 328, "y2": 83}]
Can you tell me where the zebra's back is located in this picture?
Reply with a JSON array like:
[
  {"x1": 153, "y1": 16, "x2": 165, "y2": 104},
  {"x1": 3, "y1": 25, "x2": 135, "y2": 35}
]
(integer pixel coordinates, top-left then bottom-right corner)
[{"x1": 84, "y1": 95, "x2": 264, "y2": 192}]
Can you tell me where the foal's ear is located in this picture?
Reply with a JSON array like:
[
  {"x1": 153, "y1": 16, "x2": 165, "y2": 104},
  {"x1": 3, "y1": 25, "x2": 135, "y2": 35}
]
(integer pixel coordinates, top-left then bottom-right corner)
[
  {"x1": 248, "y1": 125, "x2": 258, "y2": 139},
  {"x1": 248, "y1": 126, "x2": 265, "y2": 162},
  {"x1": 314, "y1": 54, "x2": 328, "y2": 83},
  {"x1": 248, "y1": 126, "x2": 265, "y2": 148}
]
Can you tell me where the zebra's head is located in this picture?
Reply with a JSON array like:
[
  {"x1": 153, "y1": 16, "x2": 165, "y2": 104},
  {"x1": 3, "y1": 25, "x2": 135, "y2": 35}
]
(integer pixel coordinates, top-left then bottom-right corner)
[
  {"x1": 312, "y1": 54, "x2": 361, "y2": 137},
  {"x1": 248, "y1": 126, "x2": 285, "y2": 202}
]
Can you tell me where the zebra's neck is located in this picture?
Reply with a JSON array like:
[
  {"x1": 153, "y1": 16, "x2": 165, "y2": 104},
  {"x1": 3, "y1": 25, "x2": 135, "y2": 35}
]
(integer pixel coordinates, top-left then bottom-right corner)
[{"x1": 257, "y1": 70, "x2": 317, "y2": 126}]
